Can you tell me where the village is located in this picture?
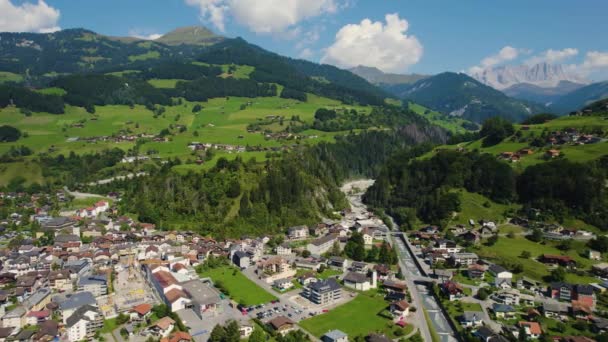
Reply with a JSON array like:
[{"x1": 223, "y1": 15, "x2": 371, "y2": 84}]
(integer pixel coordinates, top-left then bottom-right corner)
[{"x1": 0, "y1": 180, "x2": 606, "y2": 342}]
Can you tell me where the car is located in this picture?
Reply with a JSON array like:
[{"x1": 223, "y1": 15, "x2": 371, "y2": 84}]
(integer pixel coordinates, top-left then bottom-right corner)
[
  {"x1": 282, "y1": 308, "x2": 287, "y2": 311},
  {"x1": 288, "y1": 313, "x2": 292, "y2": 317}
]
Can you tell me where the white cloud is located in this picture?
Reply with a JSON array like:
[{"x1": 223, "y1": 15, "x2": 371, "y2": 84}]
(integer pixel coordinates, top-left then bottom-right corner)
[
  {"x1": 468, "y1": 46, "x2": 521, "y2": 74},
  {"x1": 128, "y1": 29, "x2": 162, "y2": 40},
  {"x1": 320, "y1": 13, "x2": 423, "y2": 73},
  {"x1": 185, "y1": 0, "x2": 338, "y2": 34},
  {"x1": 581, "y1": 51, "x2": 608, "y2": 70},
  {"x1": 0, "y1": 0, "x2": 60, "y2": 33},
  {"x1": 298, "y1": 48, "x2": 314, "y2": 59},
  {"x1": 525, "y1": 48, "x2": 579, "y2": 65}
]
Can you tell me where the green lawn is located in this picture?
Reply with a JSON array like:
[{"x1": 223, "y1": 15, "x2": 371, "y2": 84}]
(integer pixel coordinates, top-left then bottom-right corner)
[
  {"x1": 0, "y1": 71, "x2": 23, "y2": 83},
  {"x1": 100, "y1": 318, "x2": 118, "y2": 333},
  {"x1": 299, "y1": 291, "x2": 399, "y2": 339},
  {"x1": 198, "y1": 266, "x2": 276, "y2": 306},
  {"x1": 147, "y1": 78, "x2": 185, "y2": 88},
  {"x1": 471, "y1": 235, "x2": 599, "y2": 284},
  {"x1": 128, "y1": 50, "x2": 160, "y2": 61},
  {"x1": 441, "y1": 301, "x2": 483, "y2": 333},
  {"x1": 408, "y1": 102, "x2": 476, "y2": 134},
  {"x1": 449, "y1": 189, "x2": 520, "y2": 226}
]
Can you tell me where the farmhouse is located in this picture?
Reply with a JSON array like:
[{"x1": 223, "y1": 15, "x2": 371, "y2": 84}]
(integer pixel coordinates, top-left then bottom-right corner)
[
  {"x1": 540, "y1": 254, "x2": 577, "y2": 268},
  {"x1": 268, "y1": 316, "x2": 296, "y2": 336}
]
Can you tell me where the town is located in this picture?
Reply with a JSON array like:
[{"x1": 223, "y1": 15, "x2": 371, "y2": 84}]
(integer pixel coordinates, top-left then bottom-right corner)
[{"x1": 0, "y1": 177, "x2": 606, "y2": 342}]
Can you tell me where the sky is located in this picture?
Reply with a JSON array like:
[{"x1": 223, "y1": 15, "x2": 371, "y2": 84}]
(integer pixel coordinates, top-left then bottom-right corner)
[{"x1": 3, "y1": 0, "x2": 608, "y2": 81}]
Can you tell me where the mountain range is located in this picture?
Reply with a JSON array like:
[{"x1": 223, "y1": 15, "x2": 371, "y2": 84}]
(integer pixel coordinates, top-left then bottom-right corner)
[
  {"x1": 469, "y1": 62, "x2": 588, "y2": 90},
  {"x1": 349, "y1": 65, "x2": 429, "y2": 85}
]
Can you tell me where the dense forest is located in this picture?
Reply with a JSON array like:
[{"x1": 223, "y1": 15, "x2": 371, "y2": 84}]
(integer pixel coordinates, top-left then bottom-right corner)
[
  {"x1": 365, "y1": 149, "x2": 608, "y2": 230},
  {"x1": 0, "y1": 85, "x2": 65, "y2": 114},
  {"x1": 83, "y1": 126, "x2": 444, "y2": 237}
]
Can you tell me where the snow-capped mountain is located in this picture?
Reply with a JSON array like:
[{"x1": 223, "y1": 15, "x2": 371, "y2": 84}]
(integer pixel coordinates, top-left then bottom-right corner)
[{"x1": 470, "y1": 62, "x2": 588, "y2": 90}]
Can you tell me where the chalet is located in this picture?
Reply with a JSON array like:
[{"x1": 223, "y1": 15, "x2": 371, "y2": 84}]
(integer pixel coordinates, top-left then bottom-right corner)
[
  {"x1": 540, "y1": 254, "x2": 576, "y2": 268},
  {"x1": 152, "y1": 317, "x2": 176, "y2": 338},
  {"x1": 382, "y1": 280, "x2": 407, "y2": 294},
  {"x1": 433, "y1": 239, "x2": 460, "y2": 253},
  {"x1": 130, "y1": 303, "x2": 153, "y2": 321},
  {"x1": 267, "y1": 316, "x2": 296, "y2": 336},
  {"x1": 460, "y1": 231, "x2": 480, "y2": 244},
  {"x1": 441, "y1": 281, "x2": 464, "y2": 301},
  {"x1": 467, "y1": 264, "x2": 486, "y2": 279},
  {"x1": 389, "y1": 300, "x2": 410, "y2": 319},
  {"x1": 545, "y1": 149, "x2": 561, "y2": 158},
  {"x1": 492, "y1": 289, "x2": 522, "y2": 306},
  {"x1": 548, "y1": 282, "x2": 574, "y2": 301}
]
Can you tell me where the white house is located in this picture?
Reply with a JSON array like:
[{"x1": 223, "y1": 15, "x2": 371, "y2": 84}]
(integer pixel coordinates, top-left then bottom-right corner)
[{"x1": 343, "y1": 271, "x2": 377, "y2": 291}]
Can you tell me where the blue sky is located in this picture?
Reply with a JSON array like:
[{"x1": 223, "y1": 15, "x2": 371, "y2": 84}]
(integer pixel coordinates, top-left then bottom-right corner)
[{"x1": 5, "y1": 0, "x2": 608, "y2": 79}]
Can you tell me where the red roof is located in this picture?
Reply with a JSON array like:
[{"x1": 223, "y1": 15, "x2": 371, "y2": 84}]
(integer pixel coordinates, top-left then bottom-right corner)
[
  {"x1": 132, "y1": 303, "x2": 152, "y2": 316},
  {"x1": 153, "y1": 271, "x2": 178, "y2": 288},
  {"x1": 519, "y1": 321, "x2": 542, "y2": 335},
  {"x1": 26, "y1": 310, "x2": 51, "y2": 318}
]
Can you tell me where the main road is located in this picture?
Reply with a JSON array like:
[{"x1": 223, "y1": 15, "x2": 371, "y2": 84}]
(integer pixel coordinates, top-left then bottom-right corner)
[{"x1": 342, "y1": 180, "x2": 458, "y2": 342}]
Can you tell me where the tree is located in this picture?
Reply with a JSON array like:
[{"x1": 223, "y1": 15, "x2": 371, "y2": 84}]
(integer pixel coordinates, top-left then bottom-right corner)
[
  {"x1": 480, "y1": 117, "x2": 515, "y2": 147},
  {"x1": 210, "y1": 324, "x2": 227, "y2": 342},
  {"x1": 301, "y1": 250, "x2": 311, "y2": 258},
  {"x1": 555, "y1": 322, "x2": 567, "y2": 333},
  {"x1": 330, "y1": 240, "x2": 341, "y2": 256},
  {"x1": 550, "y1": 267, "x2": 566, "y2": 282},
  {"x1": 225, "y1": 321, "x2": 240, "y2": 342},
  {"x1": 528, "y1": 229, "x2": 543, "y2": 243},
  {"x1": 476, "y1": 288, "x2": 489, "y2": 300},
  {"x1": 486, "y1": 235, "x2": 499, "y2": 246},
  {"x1": 519, "y1": 251, "x2": 531, "y2": 259},
  {"x1": 366, "y1": 245, "x2": 379, "y2": 262},
  {"x1": 249, "y1": 327, "x2": 266, "y2": 342}
]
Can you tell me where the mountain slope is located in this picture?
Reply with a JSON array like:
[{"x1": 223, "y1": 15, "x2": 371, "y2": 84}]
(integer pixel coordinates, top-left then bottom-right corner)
[
  {"x1": 155, "y1": 26, "x2": 223, "y2": 45},
  {"x1": 394, "y1": 72, "x2": 546, "y2": 123},
  {"x1": 503, "y1": 80, "x2": 585, "y2": 105},
  {"x1": 470, "y1": 62, "x2": 588, "y2": 90},
  {"x1": 549, "y1": 81, "x2": 608, "y2": 113},
  {"x1": 349, "y1": 65, "x2": 429, "y2": 85}
]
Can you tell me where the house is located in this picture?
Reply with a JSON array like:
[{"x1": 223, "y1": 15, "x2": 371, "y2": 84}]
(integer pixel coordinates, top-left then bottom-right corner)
[
  {"x1": 162, "y1": 331, "x2": 193, "y2": 342},
  {"x1": 488, "y1": 265, "x2": 512, "y2": 288},
  {"x1": 433, "y1": 239, "x2": 461, "y2": 253},
  {"x1": 0, "y1": 328, "x2": 13, "y2": 342},
  {"x1": 492, "y1": 289, "x2": 521, "y2": 306},
  {"x1": 448, "y1": 252, "x2": 479, "y2": 266},
  {"x1": 268, "y1": 316, "x2": 296, "y2": 336},
  {"x1": 130, "y1": 303, "x2": 153, "y2": 321},
  {"x1": 288, "y1": 226, "x2": 309, "y2": 240},
  {"x1": 303, "y1": 278, "x2": 341, "y2": 305},
  {"x1": 433, "y1": 269, "x2": 453, "y2": 282},
  {"x1": 389, "y1": 300, "x2": 410, "y2": 319},
  {"x1": 574, "y1": 284, "x2": 595, "y2": 308},
  {"x1": 468, "y1": 264, "x2": 486, "y2": 279},
  {"x1": 366, "y1": 334, "x2": 392, "y2": 342},
  {"x1": 460, "y1": 311, "x2": 484, "y2": 328},
  {"x1": 343, "y1": 271, "x2": 377, "y2": 291},
  {"x1": 540, "y1": 254, "x2": 576, "y2": 268},
  {"x1": 361, "y1": 228, "x2": 374, "y2": 245},
  {"x1": 571, "y1": 300, "x2": 593, "y2": 320},
  {"x1": 351, "y1": 261, "x2": 368, "y2": 273},
  {"x1": 273, "y1": 278, "x2": 295, "y2": 291},
  {"x1": 322, "y1": 330, "x2": 348, "y2": 342},
  {"x1": 516, "y1": 277, "x2": 542, "y2": 293},
  {"x1": 589, "y1": 250, "x2": 601, "y2": 261},
  {"x1": 491, "y1": 303, "x2": 515, "y2": 319},
  {"x1": 545, "y1": 149, "x2": 561, "y2": 158},
  {"x1": 518, "y1": 321, "x2": 542, "y2": 339},
  {"x1": 152, "y1": 317, "x2": 176, "y2": 338},
  {"x1": 66, "y1": 305, "x2": 103, "y2": 342},
  {"x1": 382, "y1": 280, "x2": 407, "y2": 294},
  {"x1": 441, "y1": 281, "x2": 464, "y2": 301},
  {"x1": 549, "y1": 282, "x2": 574, "y2": 301},
  {"x1": 239, "y1": 326, "x2": 254, "y2": 339},
  {"x1": 1, "y1": 307, "x2": 26, "y2": 329},
  {"x1": 56, "y1": 291, "x2": 97, "y2": 323},
  {"x1": 474, "y1": 327, "x2": 509, "y2": 342},
  {"x1": 276, "y1": 243, "x2": 292, "y2": 256},
  {"x1": 461, "y1": 231, "x2": 480, "y2": 244},
  {"x1": 328, "y1": 256, "x2": 348, "y2": 272},
  {"x1": 592, "y1": 263, "x2": 608, "y2": 277},
  {"x1": 232, "y1": 251, "x2": 251, "y2": 269},
  {"x1": 542, "y1": 302, "x2": 569, "y2": 318},
  {"x1": 257, "y1": 257, "x2": 296, "y2": 283},
  {"x1": 307, "y1": 234, "x2": 338, "y2": 256}
]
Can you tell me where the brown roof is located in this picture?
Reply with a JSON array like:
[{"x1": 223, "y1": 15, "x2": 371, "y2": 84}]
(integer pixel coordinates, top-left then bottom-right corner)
[
  {"x1": 165, "y1": 288, "x2": 188, "y2": 303},
  {"x1": 153, "y1": 270, "x2": 178, "y2": 288},
  {"x1": 268, "y1": 316, "x2": 294, "y2": 330},
  {"x1": 155, "y1": 316, "x2": 176, "y2": 330},
  {"x1": 392, "y1": 300, "x2": 410, "y2": 311},
  {"x1": 519, "y1": 321, "x2": 542, "y2": 335}
]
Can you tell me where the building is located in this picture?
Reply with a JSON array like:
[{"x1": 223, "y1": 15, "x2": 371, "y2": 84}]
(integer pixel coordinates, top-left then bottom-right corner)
[
  {"x1": 276, "y1": 243, "x2": 292, "y2": 256},
  {"x1": 77, "y1": 274, "x2": 108, "y2": 297},
  {"x1": 488, "y1": 265, "x2": 512, "y2": 288},
  {"x1": 307, "y1": 234, "x2": 338, "y2": 256},
  {"x1": 268, "y1": 316, "x2": 296, "y2": 336},
  {"x1": 181, "y1": 280, "x2": 221, "y2": 319},
  {"x1": 518, "y1": 322, "x2": 542, "y2": 339},
  {"x1": 257, "y1": 257, "x2": 296, "y2": 283},
  {"x1": 153, "y1": 317, "x2": 176, "y2": 338},
  {"x1": 288, "y1": 226, "x2": 309, "y2": 240},
  {"x1": 303, "y1": 278, "x2": 342, "y2": 305},
  {"x1": 441, "y1": 281, "x2": 464, "y2": 301},
  {"x1": 589, "y1": 250, "x2": 601, "y2": 261},
  {"x1": 389, "y1": 300, "x2": 410, "y2": 319},
  {"x1": 66, "y1": 305, "x2": 103, "y2": 342},
  {"x1": 491, "y1": 304, "x2": 515, "y2": 319},
  {"x1": 343, "y1": 271, "x2": 377, "y2": 291},
  {"x1": 232, "y1": 251, "x2": 251, "y2": 269},
  {"x1": 460, "y1": 311, "x2": 483, "y2": 328},
  {"x1": 448, "y1": 252, "x2": 479, "y2": 266},
  {"x1": 322, "y1": 330, "x2": 348, "y2": 342},
  {"x1": 540, "y1": 254, "x2": 576, "y2": 268},
  {"x1": 56, "y1": 291, "x2": 97, "y2": 323},
  {"x1": 273, "y1": 278, "x2": 295, "y2": 292}
]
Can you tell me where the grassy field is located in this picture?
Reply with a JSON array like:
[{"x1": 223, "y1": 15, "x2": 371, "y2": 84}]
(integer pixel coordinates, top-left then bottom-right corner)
[
  {"x1": 147, "y1": 78, "x2": 185, "y2": 88},
  {"x1": 448, "y1": 189, "x2": 520, "y2": 226},
  {"x1": 0, "y1": 91, "x2": 370, "y2": 184},
  {"x1": 408, "y1": 102, "x2": 476, "y2": 134},
  {"x1": 198, "y1": 266, "x2": 276, "y2": 306},
  {"x1": 128, "y1": 50, "x2": 160, "y2": 61},
  {"x1": 420, "y1": 114, "x2": 608, "y2": 167},
  {"x1": 299, "y1": 290, "x2": 401, "y2": 339},
  {"x1": 441, "y1": 300, "x2": 483, "y2": 333},
  {"x1": 470, "y1": 235, "x2": 599, "y2": 284},
  {"x1": 0, "y1": 71, "x2": 23, "y2": 83}
]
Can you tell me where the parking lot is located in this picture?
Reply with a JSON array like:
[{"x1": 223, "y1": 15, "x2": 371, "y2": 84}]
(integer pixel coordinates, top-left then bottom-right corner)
[{"x1": 177, "y1": 300, "x2": 245, "y2": 342}]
